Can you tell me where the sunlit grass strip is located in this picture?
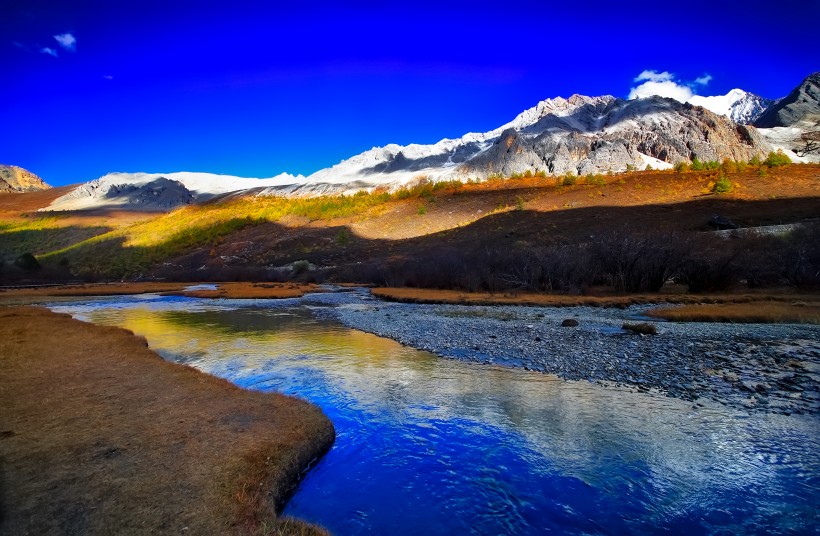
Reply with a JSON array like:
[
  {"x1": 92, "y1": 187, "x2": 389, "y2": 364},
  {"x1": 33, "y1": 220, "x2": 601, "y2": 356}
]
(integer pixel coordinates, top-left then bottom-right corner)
[{"x1": 646, "y1": 302, "x2": 820, "y2": 324}]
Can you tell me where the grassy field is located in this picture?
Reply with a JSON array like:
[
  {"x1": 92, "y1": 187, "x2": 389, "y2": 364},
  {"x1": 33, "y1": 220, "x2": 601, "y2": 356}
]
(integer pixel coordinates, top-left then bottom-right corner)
[{"x1": 0, "y1": 306, "x2": 334, "y2": 535}]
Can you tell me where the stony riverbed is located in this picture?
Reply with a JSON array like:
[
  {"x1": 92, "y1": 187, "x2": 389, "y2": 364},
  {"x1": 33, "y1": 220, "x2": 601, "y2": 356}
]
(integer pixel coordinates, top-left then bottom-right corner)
[{"x1": 305, "y1": 289, "x2": 820, "y2": 415}]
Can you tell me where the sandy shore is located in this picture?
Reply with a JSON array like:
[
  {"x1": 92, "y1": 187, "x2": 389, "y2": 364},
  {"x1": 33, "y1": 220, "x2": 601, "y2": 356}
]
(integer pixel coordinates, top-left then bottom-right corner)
[{"x1": 0, "y1": 306, "x2": 334, "y2": 535}]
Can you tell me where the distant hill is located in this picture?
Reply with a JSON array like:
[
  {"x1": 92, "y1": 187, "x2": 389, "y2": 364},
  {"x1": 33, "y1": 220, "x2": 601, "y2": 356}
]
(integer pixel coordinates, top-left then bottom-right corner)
[{"x1": 0, "y1": 165, "x2": 50, "y2": 193}]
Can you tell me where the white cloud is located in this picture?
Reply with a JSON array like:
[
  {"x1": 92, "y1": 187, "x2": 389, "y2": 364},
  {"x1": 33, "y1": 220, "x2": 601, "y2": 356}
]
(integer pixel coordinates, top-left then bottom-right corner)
[
  {"x1": 628, "y1": 70, "x2": 713, "y2": 102},
  {"x1": 40, "y1": 47, "x2": 58, "y2": 57},
  {"x1": 54, "y1": 33, "x2": 76, "y2": 51},
  {"x1": 634, "y1": 70, "x2": 675, "y2": 83},
  {"x1": 102, "y1": 75, "x2": 114, "y2": 80},
  {"x1": 694, "y1": 74, "x2": 713, "y2": 86}
]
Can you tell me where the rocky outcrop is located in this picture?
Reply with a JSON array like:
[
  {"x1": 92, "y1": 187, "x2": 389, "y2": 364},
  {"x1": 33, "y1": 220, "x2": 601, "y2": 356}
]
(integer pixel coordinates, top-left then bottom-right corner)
[
  {"x1": 0, "y1": 165, "x2": 50, "y2": 193},
  {"x1": 754, "y1": 72, "x2": 820, "y2": 128},
  {"x1": 104, "y1": 177, "x2": 195, "y2": 210},
  {"x1": 456, "y1": 96, "x2": 771, "y2": 178}
]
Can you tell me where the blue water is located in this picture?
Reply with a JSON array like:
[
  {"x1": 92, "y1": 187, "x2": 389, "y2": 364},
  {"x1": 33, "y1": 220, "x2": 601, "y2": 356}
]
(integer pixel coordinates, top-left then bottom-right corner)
[{"x1": 51, "y1": 294, "x2": 820, "y2": 535}]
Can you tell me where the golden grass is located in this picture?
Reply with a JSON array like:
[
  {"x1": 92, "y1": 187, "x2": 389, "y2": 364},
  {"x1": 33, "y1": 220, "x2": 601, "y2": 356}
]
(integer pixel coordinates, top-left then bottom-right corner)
[
  {"x1": 168, "y1": 282, "x2": 323, "y2": 299},
  {"x1": 0, "y1": 306, "x2": 334, "y2": 535},
  {"x1": 0, "y1": 282, "x2": 190, "y2": 301},
  {"x1": 372, "y1": 289, "x2": 820, "y2": 324},
  {"x1": 646, "y1": 301, "x2": 820, "y2": 324}
]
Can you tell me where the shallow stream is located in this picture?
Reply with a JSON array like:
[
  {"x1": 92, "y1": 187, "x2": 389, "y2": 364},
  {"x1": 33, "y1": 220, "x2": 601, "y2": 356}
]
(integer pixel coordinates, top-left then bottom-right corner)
[{"x1": 50, "y1": 293, "x2": 819, "y2": 535}]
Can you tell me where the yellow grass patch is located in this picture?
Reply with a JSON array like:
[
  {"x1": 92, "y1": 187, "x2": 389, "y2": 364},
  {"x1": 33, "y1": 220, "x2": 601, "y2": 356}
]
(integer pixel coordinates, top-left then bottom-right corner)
[
  {"x1": 371, "y1": 288, "x2": 820, "y2": 318},
  {"x1": 646, "y1": 301, "x2": 820, "y2": 324},
  {"x1": 169, "y1": 282, "x2": 322, "y2": 299}
]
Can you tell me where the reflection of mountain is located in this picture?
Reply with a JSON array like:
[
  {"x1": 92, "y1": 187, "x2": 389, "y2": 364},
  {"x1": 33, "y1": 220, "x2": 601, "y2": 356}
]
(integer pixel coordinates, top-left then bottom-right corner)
[
  {"x1": 58, "y1": 298, "x2": 815, "y2": 483},
  {"x1": 50, "y1": 295, "x2": 819, "y2": 534}
]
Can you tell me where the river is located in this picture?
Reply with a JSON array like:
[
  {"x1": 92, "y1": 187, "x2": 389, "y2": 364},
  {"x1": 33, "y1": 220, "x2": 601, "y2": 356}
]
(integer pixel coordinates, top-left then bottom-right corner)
[{"x1": 50, "y1": 292, "x2": 819, "y2": 535}]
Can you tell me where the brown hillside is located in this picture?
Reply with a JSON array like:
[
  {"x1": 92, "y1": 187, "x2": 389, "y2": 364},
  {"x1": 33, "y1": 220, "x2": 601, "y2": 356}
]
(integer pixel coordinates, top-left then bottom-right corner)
[{"x1": 166, "y1": 165, "x2": 820, "y2": 278}]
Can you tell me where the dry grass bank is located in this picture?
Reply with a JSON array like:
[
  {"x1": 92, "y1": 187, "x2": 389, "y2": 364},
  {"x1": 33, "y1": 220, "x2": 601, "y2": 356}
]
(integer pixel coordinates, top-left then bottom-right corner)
[
  {"x1": 646, "y1": 301, "x2": 820, "y2": 324},
  {"x1": 166, "y1": 282, "x2": 322, "y2": 299},
  {"x1": 372, "y1": 288, "x2": 820, "y2": 324},
  {"x1": 372, "y1": 287, "x2": 812, "y2": 307},
  {"x1": 0, "y1": 306, "x2": 334, "y2": 535},
  {"x1": 0, "y1": 282, "x2": 321, "y2": 303},
  {"x1": 0, "y1": 281, "x2": 189, "y2": 298}
]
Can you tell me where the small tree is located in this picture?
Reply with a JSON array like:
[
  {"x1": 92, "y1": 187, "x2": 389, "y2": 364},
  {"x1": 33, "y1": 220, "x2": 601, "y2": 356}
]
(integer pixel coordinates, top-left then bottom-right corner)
[
  {"x1": 795, "y1": 131, "x2": 820, "y2": 157},
  {"x1": 764, "y1": 150, "x2": 791, "y2": 167}
]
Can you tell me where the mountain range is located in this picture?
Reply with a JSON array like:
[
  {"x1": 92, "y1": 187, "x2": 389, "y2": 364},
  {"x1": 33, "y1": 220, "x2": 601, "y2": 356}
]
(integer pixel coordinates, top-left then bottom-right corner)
[{"x1": 8, "y1": 72, "x2": 818, "y2": 212}]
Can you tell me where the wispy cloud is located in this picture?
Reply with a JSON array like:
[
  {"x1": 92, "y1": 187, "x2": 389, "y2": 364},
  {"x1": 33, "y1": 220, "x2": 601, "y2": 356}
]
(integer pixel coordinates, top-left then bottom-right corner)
[
  {"x1": 40, "y1": 47, "x2": 59, "y2": 57},
  {"x1": 693, "y1": 74, "x2": 713, "y2": 86},
  {"x1": 628, "y1": 70, "x2": 712, "y2": 102},
  {"x1": 102, "y1": 75, "x2": 114, "y2": 80},
  {"x1": 54, "y1": 33, "x2": 76, "y2": 51}
]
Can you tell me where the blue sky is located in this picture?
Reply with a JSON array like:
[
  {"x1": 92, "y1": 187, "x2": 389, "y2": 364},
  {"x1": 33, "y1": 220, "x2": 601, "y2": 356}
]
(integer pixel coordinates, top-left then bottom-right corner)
[{"x1": 3, "y1": 0, "x2": 818, "y2": 186}]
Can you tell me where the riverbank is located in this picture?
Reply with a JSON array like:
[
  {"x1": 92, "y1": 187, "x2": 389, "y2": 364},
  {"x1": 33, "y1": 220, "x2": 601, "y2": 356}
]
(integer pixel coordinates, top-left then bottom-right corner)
[
  {"x1": 371, "y1": 287, "x2": 820, "y2": 324},
  {"x1": 0, "y1": 306, "x2": 334, "y2": 535},
  {"x1": 306, "y1": 290, "x2": 820, "y2": 415},
  {"x1": 0, "y1": 282, "x2": 320, "y2": 304}
]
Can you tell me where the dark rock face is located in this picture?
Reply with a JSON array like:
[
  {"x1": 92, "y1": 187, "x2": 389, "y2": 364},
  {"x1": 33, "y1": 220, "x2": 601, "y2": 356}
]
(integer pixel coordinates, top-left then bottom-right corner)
[
  {"x1": 104, "y1": 177, "x2": 195, "y2": 210},
  {"x1": 754, "y1": 72, "x2": 820, "y2": 128}
]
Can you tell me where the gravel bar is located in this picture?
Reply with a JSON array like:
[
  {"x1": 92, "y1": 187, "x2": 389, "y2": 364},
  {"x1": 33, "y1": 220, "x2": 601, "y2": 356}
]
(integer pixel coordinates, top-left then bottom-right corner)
[{"x1": 304, "y1": 288, "x2": 820, "y2": 415}]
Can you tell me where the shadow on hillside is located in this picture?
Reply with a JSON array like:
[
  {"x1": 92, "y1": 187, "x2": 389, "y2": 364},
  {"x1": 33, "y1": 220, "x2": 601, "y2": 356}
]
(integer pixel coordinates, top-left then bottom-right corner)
[
  {"x1": 160, "y1": 196, "x2": 819, "y2": 292},
  {"x1": 13, "y1": 196, "x2": 819, "y2": 292},
  {"x1": 0, "y1": 225, "x2": 112, "y2": 260}
]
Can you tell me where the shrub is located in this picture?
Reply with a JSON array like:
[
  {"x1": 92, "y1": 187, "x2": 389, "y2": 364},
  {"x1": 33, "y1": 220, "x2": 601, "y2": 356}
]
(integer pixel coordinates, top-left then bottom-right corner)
[
  {"x1": 764, "y1": 150, "x2": 791, "y2": 167},
  {"x1": 691, "y1": 158, "x2": 705, "y2": 171},
  {"x1": 562, "y1": 174, "x2": 577, "y2": 186},
  {"x1": 674, "y1": 162, "x2": 690, "y2": 173},
  {"x1": 712, "y1": 176, "x2": 733, "y2": 194},
  {"x1": 417, "y1": 205, "x2": 427, "y2": 215}
]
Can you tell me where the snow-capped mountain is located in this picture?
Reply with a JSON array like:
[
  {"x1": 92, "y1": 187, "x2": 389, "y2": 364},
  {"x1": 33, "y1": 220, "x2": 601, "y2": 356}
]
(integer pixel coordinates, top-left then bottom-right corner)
[
  {"x1": 689, "y1": 89, "x2": 774, "y2": 124},
  {"x1": 256, "y1": 93, "x2": 770, "y2": 197},
  {"x1": 46, "y1": 171, "x2": 303, "y2": 211},
  {"x1": 44, "y1": 72, "x2": 820, "y2": 211}
]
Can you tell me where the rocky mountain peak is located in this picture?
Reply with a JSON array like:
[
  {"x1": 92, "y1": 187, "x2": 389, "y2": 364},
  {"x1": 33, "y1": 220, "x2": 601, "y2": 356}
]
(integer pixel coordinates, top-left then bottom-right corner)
[
  {"x1": 0, "y1": 165, "x2": 50, "y2": 193},
  {"x1": 754, "y1": 72, "x2": 820, "y2": 128}
]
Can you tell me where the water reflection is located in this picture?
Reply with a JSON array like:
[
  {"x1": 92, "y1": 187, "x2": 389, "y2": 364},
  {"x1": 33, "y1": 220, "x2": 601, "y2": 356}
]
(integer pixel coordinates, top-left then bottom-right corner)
[{"x1": 52, "y1": 297, "x2": 820, "y2": 535}]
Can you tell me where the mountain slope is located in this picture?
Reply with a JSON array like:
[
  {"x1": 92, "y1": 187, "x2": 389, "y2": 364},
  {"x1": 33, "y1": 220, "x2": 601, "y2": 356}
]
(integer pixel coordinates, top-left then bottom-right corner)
[
  {"x1": 0, "y1": 165, "x2": 50, "y2": 193},
  {"x1": 257, "y1": 94, "x2": 769, "y2": 197},
  {"x1": 45, "y1": 171, "x2": 303, "y2": 211},
  {"x1": 689, "y1": 89, "x2": 773, "y2": 124},
  {"x1": 754, "y1": 72, "x2": 820, "y2": 128}
]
